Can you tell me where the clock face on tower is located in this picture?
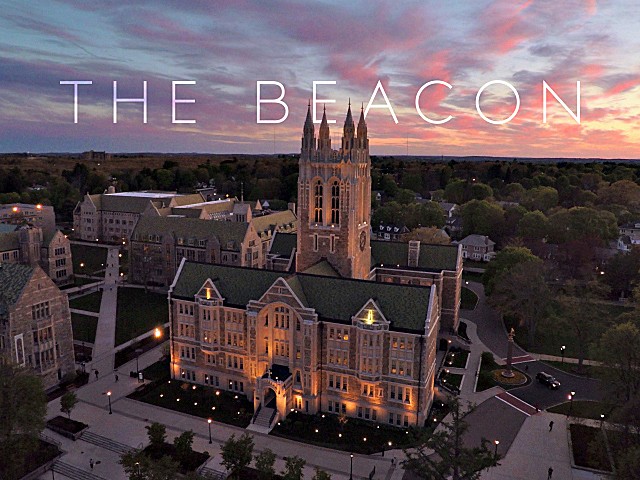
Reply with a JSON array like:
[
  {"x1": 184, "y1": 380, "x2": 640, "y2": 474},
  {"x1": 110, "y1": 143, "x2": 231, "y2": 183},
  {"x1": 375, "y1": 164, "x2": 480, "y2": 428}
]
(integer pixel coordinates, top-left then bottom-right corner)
[{"x1": 359, "y1": 231, "x2": 366, "y2": 251}]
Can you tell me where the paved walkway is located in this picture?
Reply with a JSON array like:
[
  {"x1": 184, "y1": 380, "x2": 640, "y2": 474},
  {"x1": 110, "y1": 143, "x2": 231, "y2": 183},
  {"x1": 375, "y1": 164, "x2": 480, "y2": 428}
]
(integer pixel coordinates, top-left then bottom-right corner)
[
  {"x1": 89, "y1": 246, "x2": 120, "y2": 375},
  {"x1": 42, "y1": 345, "x2": 404, "y2": 480}
]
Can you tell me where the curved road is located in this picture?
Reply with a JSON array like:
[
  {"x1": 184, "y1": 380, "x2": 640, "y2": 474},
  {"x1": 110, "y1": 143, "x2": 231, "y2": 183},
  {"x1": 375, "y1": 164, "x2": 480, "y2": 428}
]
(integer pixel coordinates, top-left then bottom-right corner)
[{"x1": 461, "y1": 280, "x2": 613, "y2": 409}]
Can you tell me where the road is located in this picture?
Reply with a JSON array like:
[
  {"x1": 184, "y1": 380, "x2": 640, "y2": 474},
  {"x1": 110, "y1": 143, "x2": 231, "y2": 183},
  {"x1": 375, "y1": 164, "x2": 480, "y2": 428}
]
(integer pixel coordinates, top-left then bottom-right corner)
[{"x1": 462, "y1": 280, "x2": 615, "y2": 409}]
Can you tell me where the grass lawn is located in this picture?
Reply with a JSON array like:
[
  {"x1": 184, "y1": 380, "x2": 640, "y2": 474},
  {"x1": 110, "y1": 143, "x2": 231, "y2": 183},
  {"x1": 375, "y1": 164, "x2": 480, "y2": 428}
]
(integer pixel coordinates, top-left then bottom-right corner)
[
  {"x1": 69, "y1": 290, "x2": 103, "y2": 312},
  {"x1": 115, "y1": 288, "x2": 168, "y2": 345},
  {"x1": 460, "y1": 287, "x2": 479, "y2": 310},
  {"x1": 476, "y1": 352, "x2": 500, "y2": 392},
  {"x1": 129, "y1": 379, "x2": 253, "y2": 428},
  {"x1": 548, "y1": 400, "x2": 618, "y2": 420},
  {"x1": 569, "y1": 424, "x2": 612, "y2": 472},
  {"x1": 5, "y1": 437, "x2": 61, "y2": 479},
  {"x1": 445, "y1": 349, "x2": 469, "y2": 369},
  {"x1": 504, "y1": 300, "x2": 635, "y2": 361},
  {"x1": 440, "y1": 371, "x2": 463, "y2": 391},
  {"x1": 71, "y1": 243, "x2": 108, "y2": 274},
  {"x1": 271, "y1": 410, "x2": 423, "y2": 454},
  {"x1": 71, "y1": 313, "x2": 98, "y2": 343},
  {"x1": 141, "y1": 358, "x2": 171, "y2": 382}
]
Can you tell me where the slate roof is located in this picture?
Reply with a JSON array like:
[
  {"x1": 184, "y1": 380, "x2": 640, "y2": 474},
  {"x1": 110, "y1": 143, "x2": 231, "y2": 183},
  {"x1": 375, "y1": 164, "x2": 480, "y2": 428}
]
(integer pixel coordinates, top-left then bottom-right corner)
[
  {"x1": 370, "y1": 240, "x2": 459, "y2": 272},
  {"x1": 252, "y1": 210, "x2": 297, "y2": 235},
  {"x1": 132, "y1": 216, "x2": 250, "y2": 251},
  {"x1": 0, "y1": 263, "x2": 34, "y2": 315},
  {"x1": 459, "y1": 234, "x2": 495, "y2": 247},
  {"x1": 0, "y1": 224, "x2": 18, "y2": 234},
  {"x1": 171, "y1": 261, "x2": 432, "y2": 332},
  {"x1": 301, "y1": 260, "x2": 340, "y2": 277},
  {"x1": 0, "y1": 232, "x2": 19, "y2": 252},
  {"x1": 270, "y1": 232, "x2": 297, "y2": 257}
]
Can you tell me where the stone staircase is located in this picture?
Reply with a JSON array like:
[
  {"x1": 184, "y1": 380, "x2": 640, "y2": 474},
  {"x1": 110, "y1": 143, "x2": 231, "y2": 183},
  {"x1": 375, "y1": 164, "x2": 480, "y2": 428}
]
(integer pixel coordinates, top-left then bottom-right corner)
[
  {"x1": 79, "y1": 430, "x2": 136, "y2": 455},
  {"x1": 252, "y1": 406, "x2": 276, "y2": 429},
  {"x1": 198, "y1": 466, "x2": 227, "y2": 480},
  {"x1": 52, "y1": 461, "x2": 109, "y2": 480}
]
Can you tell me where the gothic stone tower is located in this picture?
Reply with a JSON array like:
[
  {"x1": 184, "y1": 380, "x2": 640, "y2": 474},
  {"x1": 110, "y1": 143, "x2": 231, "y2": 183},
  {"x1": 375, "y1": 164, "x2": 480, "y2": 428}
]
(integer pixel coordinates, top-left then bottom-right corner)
[{"x1": 296, "y1": 102, "x2": 371, "y2": 279}]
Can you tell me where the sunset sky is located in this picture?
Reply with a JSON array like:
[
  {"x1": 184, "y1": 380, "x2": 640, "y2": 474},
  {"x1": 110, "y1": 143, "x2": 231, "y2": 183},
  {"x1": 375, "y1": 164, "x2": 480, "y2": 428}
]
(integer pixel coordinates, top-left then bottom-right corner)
[{"x1": 2, "y1": 0, "x2": 640, "y2": 157}]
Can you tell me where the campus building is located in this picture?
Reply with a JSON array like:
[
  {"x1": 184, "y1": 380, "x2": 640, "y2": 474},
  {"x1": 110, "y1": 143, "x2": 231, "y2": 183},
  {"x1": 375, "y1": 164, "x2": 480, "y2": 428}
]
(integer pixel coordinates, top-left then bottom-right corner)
[
  {"x1": 0, "y1": 263, "x2": 75, "y2": 391},
  {"x1": 0, "y1": 225, "x2": 73, "y2": 285},
  {"x1": 0, "y1": 203, "x2": 56, "y2": 235},
  {"x1": 168, "y1": 104, "x2": 462, "y2": 428}
]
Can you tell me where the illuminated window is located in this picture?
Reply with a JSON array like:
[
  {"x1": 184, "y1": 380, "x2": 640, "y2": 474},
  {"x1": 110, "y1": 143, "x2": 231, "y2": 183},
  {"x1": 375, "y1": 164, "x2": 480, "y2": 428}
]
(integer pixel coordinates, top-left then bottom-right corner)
[
  {"x1": 331, "y1": 181, "x2": 340, "y2": 224},
  {"x1": 314, "y1": 180, "x2": 323, "y2": 223}
]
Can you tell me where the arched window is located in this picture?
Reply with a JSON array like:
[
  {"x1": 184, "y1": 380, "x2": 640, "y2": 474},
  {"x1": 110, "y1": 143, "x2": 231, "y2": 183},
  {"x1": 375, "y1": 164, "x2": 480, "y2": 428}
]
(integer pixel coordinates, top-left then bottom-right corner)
[
  {"x1": 331, "y1": 181, "x2": 340, "y2": 224},
  {"x1": 313, "y1": 180, "x2": 323, "y2": 223}
]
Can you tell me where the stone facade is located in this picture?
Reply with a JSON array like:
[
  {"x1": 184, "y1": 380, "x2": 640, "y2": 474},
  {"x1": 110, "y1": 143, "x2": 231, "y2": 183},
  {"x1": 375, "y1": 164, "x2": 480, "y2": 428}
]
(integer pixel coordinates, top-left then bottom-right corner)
[
  {"x1": 0, "y1": 203, "x2": 56, "y2": 235},
  {"x1": 0, "y1": 226, "x2": 73, "y2": 285},
  {"x1": 0, "y1": 263, "x2": 75, "y2": 391},
  {"x1": 296, "y1": 104, "x2": 371, "y2": 279},
  {"x1": 169, "y1": 262, "x2": 440, "y2": 428}
]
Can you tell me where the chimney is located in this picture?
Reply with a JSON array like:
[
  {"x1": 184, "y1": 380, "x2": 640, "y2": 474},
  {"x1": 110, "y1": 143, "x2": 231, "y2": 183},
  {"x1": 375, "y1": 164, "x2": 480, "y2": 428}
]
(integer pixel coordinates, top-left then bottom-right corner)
[
  {"x1": 288, "y1": 202, "x2": 296, "y2": 215},
  {"x1": 408, "y1": 240, "x2": 420, "y2": 268}
]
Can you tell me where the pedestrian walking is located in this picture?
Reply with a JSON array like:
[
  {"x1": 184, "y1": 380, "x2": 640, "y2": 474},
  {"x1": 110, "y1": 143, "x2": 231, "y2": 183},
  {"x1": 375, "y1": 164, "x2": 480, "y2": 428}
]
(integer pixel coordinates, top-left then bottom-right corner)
[
  {"x1": 549, "y1": 421, "x2": 554, "y2": 432},
  {"x1": 547, "y1": 466, "x2": 553, "y2": 479},
  {"x1": 90, "y1": 458, "x2": 94, "y2": 470},
  {"x1": 115, "y1": 374, "x2": 119, "y2": 382},
  {"x1": 95, "y1": 370, "x2": 99, "y2": 380}
]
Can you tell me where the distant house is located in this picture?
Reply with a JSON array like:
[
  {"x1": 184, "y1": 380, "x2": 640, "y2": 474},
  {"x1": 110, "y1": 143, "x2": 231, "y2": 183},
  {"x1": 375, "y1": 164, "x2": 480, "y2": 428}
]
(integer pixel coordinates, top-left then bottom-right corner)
[
  {"x1": 457, "y1": 235, "x2": 496, "y2": 262},
  {"x1": 620, "y1": 222, "x2": 640, "y2": 241},
  {"x1": 438, "y1": 202, "x2": 458, "y2": 218},
  {"x1": 618, "y1": 235, "x2": 633, "y2": 252},
  {"x1": 374, "y1": 223, "x2": 410, "y2": 241}
]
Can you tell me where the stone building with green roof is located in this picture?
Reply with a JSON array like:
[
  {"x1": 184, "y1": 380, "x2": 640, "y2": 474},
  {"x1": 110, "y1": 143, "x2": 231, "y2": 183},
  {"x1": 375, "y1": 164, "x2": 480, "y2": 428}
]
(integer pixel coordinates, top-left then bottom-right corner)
[
  {"x1": 167, "y1": 107, "x2": 462, "y2": 430},
  {"x1": 0, "y1": 263, "x2": 75, "y2": 391}
]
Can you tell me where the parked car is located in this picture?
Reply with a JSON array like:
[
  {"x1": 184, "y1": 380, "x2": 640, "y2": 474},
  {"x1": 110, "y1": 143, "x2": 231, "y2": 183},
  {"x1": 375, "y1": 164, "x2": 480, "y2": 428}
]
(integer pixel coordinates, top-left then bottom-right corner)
[{"x1": 536, "y1": 371, "x2": 561, "y2": 389}]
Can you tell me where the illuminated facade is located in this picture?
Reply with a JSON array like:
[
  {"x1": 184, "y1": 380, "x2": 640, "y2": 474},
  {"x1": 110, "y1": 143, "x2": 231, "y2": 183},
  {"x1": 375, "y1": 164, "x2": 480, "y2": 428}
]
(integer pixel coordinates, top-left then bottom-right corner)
[{"x1": 168, "y1": 106, "x2": 462, "y2": 428}]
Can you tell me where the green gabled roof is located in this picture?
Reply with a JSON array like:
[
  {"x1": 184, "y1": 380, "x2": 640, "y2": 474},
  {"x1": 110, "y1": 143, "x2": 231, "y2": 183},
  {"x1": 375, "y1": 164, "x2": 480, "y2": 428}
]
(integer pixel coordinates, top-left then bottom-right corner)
[
  {"x1": 270, "y1": 232, "x2": 297, "y2": 257},
  {"x1": 133, "y1": 216, "x2": 250, "y2": 251},
  {"x1": 0, "y1": 263, "x2": 34, "y2": 314},
  {"x1": 371, "y1": 240, "x2": 459, "y2": 272},
  {"x1": 171, "y1": 261, "x2": 432, "y2": 332},
  {"x1": 301, "y1": 260, "x2": 340, "y2": 277},
  {"x1": 0, "y1": 232, "x2": 19, "y2": 252},
  {"x1": 171, "y1": 262, "x2": 284, "y2": 306},
  {"x1": 293, "y1": 273, "x2": 430, "y2": 332}
]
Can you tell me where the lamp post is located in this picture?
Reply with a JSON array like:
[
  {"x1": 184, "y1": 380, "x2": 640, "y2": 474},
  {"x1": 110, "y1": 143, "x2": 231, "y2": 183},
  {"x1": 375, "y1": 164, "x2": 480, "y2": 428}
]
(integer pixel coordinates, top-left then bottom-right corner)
[
  {"x1": 494, "y1": 440, "x2": 500, "y2": 463},
  {"x1": 349, "y1": 454, "x2": 354, "y2": 480},
  {"x1": 560, "y1": 345, "x2": 566, "y2": 364},
  {"x1": 107, "y1": 391, "x2": 112, "y2": 414},
  {"x1": 600, "y1": 414, "x2": 605, "y2": 429},
  {"x1": 568, "y1": 391, "x2": 575, "y2": 416},
  {"x1": 208, "y1": 418, "x2": 212, "y2": 444},
  {"x1": 135, "y1": 462, "x2": 141, "y2": 478},
  {"x1": 135, "y1": 348, "x2": 143, "y2": 374}
]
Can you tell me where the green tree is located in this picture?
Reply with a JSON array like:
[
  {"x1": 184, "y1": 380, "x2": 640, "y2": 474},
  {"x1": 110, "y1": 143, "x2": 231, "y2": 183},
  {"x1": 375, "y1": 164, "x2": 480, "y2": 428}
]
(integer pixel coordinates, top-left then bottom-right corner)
[
  {"x1": 282, "y1": 455, "x2": 306, "y2": 480},
  {"x1": 312, "y1": 467, "x2": 332, "y2": 480},
  {"x1": 483, "y1": 247, "x2": 540, "y2": 295},
  {"x1": 471, "y1": 182, "x2": 493, "y2": 200},
  {"x1": 522, "y1": 186, "x2": 558, "y2": 212},
  {"x1": 459, "y1": 200, "x2": 504, "y2": 237},
  {"x1": 221, "y1": 433, "x2": 254, "y2": 479},
  {"x1": 444, "y1": 179, "x2": 466, "y2": 204},
  {"x1": 145, "y1": 422, "x2": 167, "y2": 450},
  {"x1": 0, "y1": 363, "x2": 47, "y2": 480},
  {"x1": 60, "y1": 391, "x2": 78, "y2": 419},
  {"x1": 381, "y1": 174, "x2": 398, "y2": 197},
  {"x1": 517, "y1": 211, "x2": 548, "y2": 240},
  {"x1": 403, "y1": 398, "x2": 496, "y2": 480},
  {"x1": 173, "y1": 430, "x2": 195, "y2": 465},
  {"x1": 555, "y1": 281, "x2": 609, "y2": 373},
  {"x1": 120, "y1": 451, "x2": 179, "y2": 480},
  {"x1": 401, "y1": 226, "x2": 450, "y2": 244},
  {"x1": 396, "y1": 188, "x2": 417, "y2": 205},
  {"x1": 488, "y1": 260, "x2": 551, "y2": 347},
  {"x1": 592, "y1": 322, "x2": 640, "y2": 401},
  {"x1": 254, "y1": 448, "x2": 277, "y2": 480}
]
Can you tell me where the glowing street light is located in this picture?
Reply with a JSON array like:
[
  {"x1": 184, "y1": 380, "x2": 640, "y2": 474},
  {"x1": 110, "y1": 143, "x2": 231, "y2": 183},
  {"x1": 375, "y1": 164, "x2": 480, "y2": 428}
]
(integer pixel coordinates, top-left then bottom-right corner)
[
  {"x1": 107, "y1": 391, "x2": 112, "y2": 414},
  {"x1": 349, "y1": 454, "x2": 354, "y2": 480},
  {"x1": 208, "y1": 418, "x2": 212, "y2": 443},
  {"x1": 494, "y1": 440, "x2": 499, "y2": 463},
  {"x1": 560, "y1": 345, "x2": 566, "y2": 364}
]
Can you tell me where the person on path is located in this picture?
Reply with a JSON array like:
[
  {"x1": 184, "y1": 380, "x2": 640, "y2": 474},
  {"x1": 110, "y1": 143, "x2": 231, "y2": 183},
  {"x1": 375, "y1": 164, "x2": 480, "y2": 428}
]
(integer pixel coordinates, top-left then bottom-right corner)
[
  {"x1": 115, "y1": 374, "x2": 119, "y2": 382},
  {"x1": 547, "y1": 466, "x2": 553, "y2": 479},
  {"x1": 95, "y1": 370, "x2": 99, "y2": 380},
  {"x1": 90, "y1": 458, "x2": 94, "y2": 470},
  {"x1": 549, "y1": 421, "x2": 554, "y2": 432}
]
